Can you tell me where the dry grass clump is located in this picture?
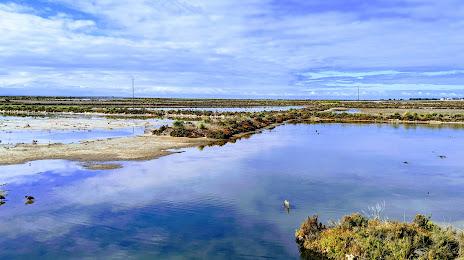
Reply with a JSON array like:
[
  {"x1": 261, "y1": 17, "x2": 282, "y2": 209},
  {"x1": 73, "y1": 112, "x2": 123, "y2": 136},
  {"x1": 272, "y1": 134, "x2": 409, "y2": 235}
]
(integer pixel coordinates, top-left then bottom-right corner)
[{"x1": 295, "y1": 213, "x2": 464, "y2": 260}]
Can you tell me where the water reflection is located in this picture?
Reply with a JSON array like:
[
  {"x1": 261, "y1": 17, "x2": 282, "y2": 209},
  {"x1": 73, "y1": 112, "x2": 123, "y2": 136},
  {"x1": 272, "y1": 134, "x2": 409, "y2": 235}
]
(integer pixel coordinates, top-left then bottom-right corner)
[
  {"x1": 332, "y1": 109, "x2": 360, "y2": 114},
  {"x1": 0, "y1": 123, "x2": 463, "y2": 258}
]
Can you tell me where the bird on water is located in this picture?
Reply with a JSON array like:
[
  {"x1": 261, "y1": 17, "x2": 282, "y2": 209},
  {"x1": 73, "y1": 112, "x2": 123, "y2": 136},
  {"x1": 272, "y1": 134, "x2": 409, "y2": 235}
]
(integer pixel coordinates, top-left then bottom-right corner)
[
  {"x1": 25, "y1": 196, "x2": 35, "y2": 200},
  {"x1": 284, "y1": 200, "x2": 290, "y2": 208},
  {"x1": 284, "y1": 200, "x2": 290, "y2": 213}
]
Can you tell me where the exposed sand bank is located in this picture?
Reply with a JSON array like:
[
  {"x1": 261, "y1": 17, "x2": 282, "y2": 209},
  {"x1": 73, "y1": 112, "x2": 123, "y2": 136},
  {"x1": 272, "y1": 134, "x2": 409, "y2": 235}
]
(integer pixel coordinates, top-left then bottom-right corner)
[
  {"x1": 0, "y1": 135, "x2": 215, "y2": 165},
  {"x1": 0, "y1": 115, "x2": 214, "y2": 166},
  {"x1": 80, "y1": 162, "x2": 124, "y2": 170},
  {"x1": 0, "y1": 117, "x2": 162, "y2": 131}
]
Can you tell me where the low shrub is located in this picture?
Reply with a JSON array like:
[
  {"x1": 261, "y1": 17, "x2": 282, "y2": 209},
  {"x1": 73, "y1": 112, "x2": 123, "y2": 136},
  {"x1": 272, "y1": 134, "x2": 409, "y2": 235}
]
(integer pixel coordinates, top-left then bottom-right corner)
[
  {"x1": 206, "y1": 130, "x2": 229, "y2": 139},
  {"x1": 173, "y1": 120, "x2": 184, "y2": 128},
  {"x1": 296, "y1": 213, "x2": 464, "y2": 260},
  {"x1": 151, "y1": 125, "x2": 168, "y2": 135},
  {"x1": 170, "y1": 127, "x2": 190, "y2": 137}
]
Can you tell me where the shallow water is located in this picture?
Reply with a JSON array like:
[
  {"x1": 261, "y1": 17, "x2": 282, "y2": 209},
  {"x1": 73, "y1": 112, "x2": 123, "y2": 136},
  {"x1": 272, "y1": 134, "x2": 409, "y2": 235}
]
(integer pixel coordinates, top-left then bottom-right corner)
[
  {"x1": 0, "y1": 115, "x2": 172, "y2": 145},
  {"x1": 0, "y1": 123, "x2": 464, "y2": 259},
  {"x1": 332, "y1": 109, "x2": 360, "y2": 114}
]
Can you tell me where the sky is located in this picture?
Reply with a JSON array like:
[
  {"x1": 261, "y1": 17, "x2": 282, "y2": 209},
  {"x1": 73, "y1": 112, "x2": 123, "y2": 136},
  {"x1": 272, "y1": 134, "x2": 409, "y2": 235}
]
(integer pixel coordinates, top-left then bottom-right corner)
[{"x1": 0, "y1": 0, "x2": 463, "y2": 99}]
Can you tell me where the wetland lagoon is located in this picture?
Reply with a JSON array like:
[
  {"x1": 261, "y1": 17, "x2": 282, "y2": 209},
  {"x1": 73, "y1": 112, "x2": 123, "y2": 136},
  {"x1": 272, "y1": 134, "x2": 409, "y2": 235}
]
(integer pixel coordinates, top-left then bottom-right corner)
[{"x1": 1, "y1": 115, "x2": 464, "y2": 259}]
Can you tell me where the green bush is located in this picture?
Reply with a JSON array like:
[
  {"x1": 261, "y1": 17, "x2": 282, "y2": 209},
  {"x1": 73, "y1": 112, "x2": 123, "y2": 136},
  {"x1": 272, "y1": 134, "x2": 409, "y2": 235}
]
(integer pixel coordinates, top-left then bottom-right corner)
[
  {"x1": 296, "y1": 213, "x2": 464, "y2": 260},
  {"x1": 340, "y1": 213, "x2": 368, "y2": 229},
  {"x1": 170, "y1": 127, "x2": 190, "y2": 137},
  {"x1": 206, "y1": 130, "x2": 229, "y2": 139},
  {"x1": 173, "y1": 120, "x2": 184, "y2": 128}
]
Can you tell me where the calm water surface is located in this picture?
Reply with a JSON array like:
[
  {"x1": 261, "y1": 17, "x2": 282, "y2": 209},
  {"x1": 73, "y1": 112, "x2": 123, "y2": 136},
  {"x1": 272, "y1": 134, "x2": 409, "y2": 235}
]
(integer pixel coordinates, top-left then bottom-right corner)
[
  {"x1": 1, "y1": 123, "x2": 463, "y2": 259},
  {"x1": 0, "y1": 115, "x2": 172, "y2": 145},
  {"x1": 332, "y1": 109, "x2": 361, "y2": 114}
]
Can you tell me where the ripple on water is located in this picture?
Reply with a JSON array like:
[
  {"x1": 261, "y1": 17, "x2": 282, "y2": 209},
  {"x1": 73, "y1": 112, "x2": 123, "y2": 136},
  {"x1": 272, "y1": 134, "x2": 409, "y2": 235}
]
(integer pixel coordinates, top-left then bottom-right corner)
[{"x1": 0, "y1": 123, "x2": 463, "y2": 259}]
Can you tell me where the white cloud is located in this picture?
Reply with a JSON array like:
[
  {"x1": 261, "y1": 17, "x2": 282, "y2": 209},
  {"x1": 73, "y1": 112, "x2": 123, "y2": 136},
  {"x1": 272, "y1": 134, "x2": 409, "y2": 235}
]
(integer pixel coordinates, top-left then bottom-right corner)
[
  {"x1": 300, "y1": 70, "x2": 403, "y2": 80},
  {"x1": 326, "y1": 83, "x2": 463, "y2": 91},
  {"x1": 0, "y1": 2, "x2": 34, "y2": 13},
  {"x1": 0, "y1": 160, "x2": 79, "y2": 185}
]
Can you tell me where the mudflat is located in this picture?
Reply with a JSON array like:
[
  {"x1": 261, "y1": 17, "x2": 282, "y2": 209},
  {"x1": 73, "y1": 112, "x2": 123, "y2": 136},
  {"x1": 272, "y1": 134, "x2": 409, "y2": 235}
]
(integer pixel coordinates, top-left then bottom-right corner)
[
  {"x1": 0, "y1": 117, "x2": 161, "y2": 131},
  {"x1": 0, "y1": 134, "x2": 215, "y2": 165}
]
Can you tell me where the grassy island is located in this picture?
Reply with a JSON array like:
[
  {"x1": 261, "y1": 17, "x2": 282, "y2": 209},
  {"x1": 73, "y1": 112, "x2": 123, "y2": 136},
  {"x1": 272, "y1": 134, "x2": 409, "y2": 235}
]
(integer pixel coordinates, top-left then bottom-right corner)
[
  {"x1": 295, "y1": 214, "x2": 464, "y2": 260},
  {"x1": 148, "y1": 108, "x2": 464, "y2": 140}
]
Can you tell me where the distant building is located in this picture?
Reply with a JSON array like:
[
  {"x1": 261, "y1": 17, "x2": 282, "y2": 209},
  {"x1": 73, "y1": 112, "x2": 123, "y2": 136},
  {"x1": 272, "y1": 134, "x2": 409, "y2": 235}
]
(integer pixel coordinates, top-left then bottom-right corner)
[{"x1": 440, "y1": 97, "x2": 464, "y2": 101}]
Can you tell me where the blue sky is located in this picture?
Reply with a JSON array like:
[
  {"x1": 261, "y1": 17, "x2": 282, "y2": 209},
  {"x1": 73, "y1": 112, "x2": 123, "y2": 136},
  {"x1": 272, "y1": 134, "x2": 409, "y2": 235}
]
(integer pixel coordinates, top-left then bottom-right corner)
[{"x1": 1, "y1": 0, "x2": 463, "y2": 99}]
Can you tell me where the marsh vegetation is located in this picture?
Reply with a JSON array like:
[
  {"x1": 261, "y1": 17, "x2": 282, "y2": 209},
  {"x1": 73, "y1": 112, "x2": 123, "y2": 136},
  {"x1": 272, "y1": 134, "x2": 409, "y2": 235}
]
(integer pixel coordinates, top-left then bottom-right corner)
[{"x1": 296, "y1": 213, "x2": 464, "y2": 260}]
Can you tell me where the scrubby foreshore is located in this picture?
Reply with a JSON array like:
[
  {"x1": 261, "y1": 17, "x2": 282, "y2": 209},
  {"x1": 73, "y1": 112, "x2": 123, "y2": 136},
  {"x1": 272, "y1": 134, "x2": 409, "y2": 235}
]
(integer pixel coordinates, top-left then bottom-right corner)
[
  {"x1": 296, "y1": 213, "x2": 464, "y2": 260},
  {"x1": 145, "y1": 108, "x2": 464, "y2": 140}
]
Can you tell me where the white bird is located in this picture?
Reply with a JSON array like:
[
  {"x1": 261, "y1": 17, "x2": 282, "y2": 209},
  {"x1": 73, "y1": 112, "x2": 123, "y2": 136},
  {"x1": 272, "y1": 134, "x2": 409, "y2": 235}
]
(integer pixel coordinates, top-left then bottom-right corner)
[
  {"x1": 284, "y1": 200, "x2": 290, "y2": 213},
  {"x1": 284, "y1": 200, "x2": 290, "y2": 208}
]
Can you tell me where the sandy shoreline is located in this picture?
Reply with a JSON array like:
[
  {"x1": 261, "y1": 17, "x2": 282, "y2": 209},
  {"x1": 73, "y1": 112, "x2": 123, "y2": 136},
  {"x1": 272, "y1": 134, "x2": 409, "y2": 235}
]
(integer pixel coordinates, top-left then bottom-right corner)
[
  {"x1": 0, "y1": 117, "x2": 162, "y2": 131},
  {"x1": 0, "y1": 114, "x2": 214, "y2": 166},
  {"x1": 0, "y1": 134, "x2": 215, "y2": 166}
]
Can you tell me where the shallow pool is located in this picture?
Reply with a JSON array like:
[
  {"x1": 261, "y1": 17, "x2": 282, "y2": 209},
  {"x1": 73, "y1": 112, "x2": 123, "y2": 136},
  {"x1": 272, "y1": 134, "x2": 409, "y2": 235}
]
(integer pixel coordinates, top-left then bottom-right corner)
[{"x1": 0, "y1": 123, "x2": 463, "y2": 259}]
